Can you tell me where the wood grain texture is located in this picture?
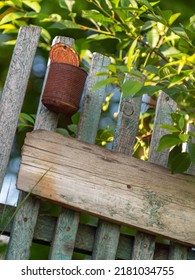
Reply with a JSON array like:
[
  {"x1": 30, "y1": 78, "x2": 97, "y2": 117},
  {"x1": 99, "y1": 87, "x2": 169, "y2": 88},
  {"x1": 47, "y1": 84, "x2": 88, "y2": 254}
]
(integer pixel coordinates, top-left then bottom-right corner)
[
  {"x1": 148, "y1": 91, "x2": 189, "y2": 260},
  {"x1": 17, "y1": 130, "x2": 195, "y2": 246},
  {"x1": 0, "y1": 26, "x2": 41, "y2": 192},
  {"x1": 1, "y1": 204, "x2": 195, "y2": 260},
  {"x1": 6, "y1": 36, "x2": 74, "y2": 260},
  {"x1": 77, "y1": 53, "x2": 110, "y2": 143},
  {"x1": 132, "y1": 91, "x2": 177, "y2": 260},
  {"x1": 148, "y1": 91, "x2": 177, "y2": 165},
  {"x1": 91, "y1": 220, "x2": 120, "y2": 260},
  {"x1": 77, "y1": 53, "x2": 122, "y2": 260},
  {"x1": 49, "y1": 208, "x2": 80, "y2": 260}
]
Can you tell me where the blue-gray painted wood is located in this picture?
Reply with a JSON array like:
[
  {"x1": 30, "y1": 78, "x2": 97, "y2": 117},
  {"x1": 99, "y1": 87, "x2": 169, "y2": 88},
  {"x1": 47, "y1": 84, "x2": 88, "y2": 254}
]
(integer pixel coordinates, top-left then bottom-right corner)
[
  {"x1": 6, "y1": 35, "x2": 73, "y2": 260},
  {"x1": 0, "y1": 26, "x2": 41, "y2": 192}
]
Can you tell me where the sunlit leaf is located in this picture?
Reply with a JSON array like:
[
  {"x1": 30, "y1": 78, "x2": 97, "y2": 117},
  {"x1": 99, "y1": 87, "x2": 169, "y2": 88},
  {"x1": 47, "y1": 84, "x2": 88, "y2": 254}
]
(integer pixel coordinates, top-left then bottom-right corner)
[
  {"x1": 137, "y1": 0, "x2": 154, "y2": 11},
  {"x1": 82, "y1": 10, "x2": 114, "y2": 27},
  {"x1": 59, "y1": 0, "x2": 75, "y2": 12},
  {"x1": 23, "y1": 1, "x2": 41, "y2": 13},
  {"x1": 0, "y1": 12, "x2": 25, "y2": 24},
  {"x1": 127, "y1": 37, "x2": 138, "y2": 71},
  {"x1": 169, "y1": 13, "x2": 181, "y2": 25},
  {"x1": 147, "y1": 28, "x2": 159, "y2": 48},
  {"x1": 41, "y1": 28, "x2": 51, "y2": 44},
  {"x1": 157, "y1": 134, "x2": 182, "y2": 152},
  {"x1": 122, "y1": 79, "x2": 143, "y2": 97},
  {"x1": 179, "y1": 134, "x2": 189, "y2": 142}
]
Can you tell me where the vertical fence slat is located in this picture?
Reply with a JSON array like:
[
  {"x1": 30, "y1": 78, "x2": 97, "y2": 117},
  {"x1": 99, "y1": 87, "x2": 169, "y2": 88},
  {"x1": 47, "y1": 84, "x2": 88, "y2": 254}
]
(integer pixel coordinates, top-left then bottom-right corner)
[
  {"x1": 149, "y1": 91, "x2": 188, "y2": 260},
  {"x1": 77, "y1": 52, "x2": 110, "y2": 143},
  {"x1": 92, "y1": 77, "x2": 142, "y2": 259},
  {"x1": 149, "y1": 92, "x2": 189, "y2": 260},
  {"x1": 113, "y1": 96, "x2": 142, "y2": 155},
  {"x1": 49, "y1": 208, "x2": 80, "y2": 260},
  {"x1": 50, "y1": 52, "x2": 110, "y2": 260},
  {"x1": 6, "y1": 36, "x2": 73, "y2": 260},
  {"x1": 0, "y1": 26, "x2": 41, "y2": 192},
  {"x1": 132, "y1": 92, "x2": 177, "y2": 260}
]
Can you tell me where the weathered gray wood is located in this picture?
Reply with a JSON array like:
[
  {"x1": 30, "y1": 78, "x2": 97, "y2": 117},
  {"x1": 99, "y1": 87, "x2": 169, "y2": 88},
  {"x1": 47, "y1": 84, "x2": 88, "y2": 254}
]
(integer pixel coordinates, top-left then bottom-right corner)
[
  {"x1": 17, "y1": 130, "x2": 195, "y2": 246},
  {"x1": 91, "y1": 76, "x2": 142, "y2": 259},
  {"x1": 131, "y1": 91, "x2": 177, "y2": 260},
  {"x1": 148, "y1": 91, "x2": 177, "y2": 165},
  {"x1": 113, "y1": 96, "x2": 142, "y2": 155},
  {"x1": 6, "y1": 193, "x2": 40, "y2": 259},
  {"x1": 1, "y1": 204, "x2": 195, "y2": 260},
  {"x1": 168, "y1": 242, "x2": 188, "y2": 260},
  {"x1": 132, "y1": 232, "x2": 156, "y2": 260},
  {"x1": 6, "y1": 36, "x2": 74, "y2": 260},
  {"x1": 78, "y1": 53, "x2": 122, "y2": 260},
  {"x1": 77, "y1": 53, "x2": 110, "y2": 143},
  {"x1": 149, "y1": 91, "x2": 190, "y2": 260},
  {"x1": 0, "y1": 26, "x2": 41, "y2": 192},
  {"x1": 49, "y1": 208, "x2": 80, "y2": 260},
  {"x1": 91, "y1": 220, "x2": 120, "y2": 259}
]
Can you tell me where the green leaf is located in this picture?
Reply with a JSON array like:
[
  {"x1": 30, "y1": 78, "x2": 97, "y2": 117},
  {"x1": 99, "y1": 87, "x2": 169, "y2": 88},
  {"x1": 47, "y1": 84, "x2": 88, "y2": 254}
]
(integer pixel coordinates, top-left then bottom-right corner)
[
  {"x1": 23, "y1": 1, "x2": 41, "y2": 13},
  {"x1": 122, "y1": 80, "x2": 143, "y2": 97},
  {"x1": 48, "y1": 20, "x2": 80, "y2": 30},
  {"x1": 87, "y1": 34, "x2": 114, "y2": 40},
  {"x1": 56, "y1": 128, "x2": 69, "y2": 136},
  {"x1": 59, "y1": 0, "x2": 75, "y2": 12},
  {"x1": 135, "y1": 85, "x2": 162, "y2": 97},
  {"x1": 158, "y1": 124, "x2": 180, "y2": 133},
  {"x1": 144, "y1": 65, "x2": 158, "y2": 74},
  {"x1": 157, "y1": 134, "x2": 182, "y2": 152},
  {"x1": 178, "y1": 115, "x2": 185, "y2": 130},
  {"x1": 41, "y1": 28, "x2": 51, "y2": 44},
  {"x1": 82, "y1": 10, "x2": 114, "y2": 27},
  {"x1": 71, "y1": 112, "x2": 80, "y2": 125},
  {"x1": 188, "y1": 142, "x2": 195, "y2": 164},
  {"x1": 169, "y1": 13, "x2": 181, "y2": 25},
  {"x1": 171, "y1": 27, "x2": 190, "y2": 41},
  {"x1": 170, "y1": 152, "x2": 191, "y2": 174},
  {"x1": 146, "y1": 28, "x2": 159, "y2": 48},
  {"x1": 127, "y1": 37, "x2": 138, "y2": 71},
  {"x1": 68, "y1": 124, "x2": 77, "y2": 134},
  {"x1": 92, "y1": 77, "x2": 117, "y2": 91},
  {"x1": 0, "y1": 12, "x2": 25, "y2": 25},
  {"x1": 137, "y1": 0, "x2": 154, "y2": 11},
  {"x1": 20, "y1": 113, "x2": 35, "y2": 124},
  {"x1": 179, "y1": 134, "x2": 189, "y2": 142}
]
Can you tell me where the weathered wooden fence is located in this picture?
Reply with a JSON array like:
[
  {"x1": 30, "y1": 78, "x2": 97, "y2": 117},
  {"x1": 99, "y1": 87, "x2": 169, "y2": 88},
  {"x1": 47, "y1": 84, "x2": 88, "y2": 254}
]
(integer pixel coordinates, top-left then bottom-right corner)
[{"x1": 0, "y1": 26, "x2": 195, "y2": 260}]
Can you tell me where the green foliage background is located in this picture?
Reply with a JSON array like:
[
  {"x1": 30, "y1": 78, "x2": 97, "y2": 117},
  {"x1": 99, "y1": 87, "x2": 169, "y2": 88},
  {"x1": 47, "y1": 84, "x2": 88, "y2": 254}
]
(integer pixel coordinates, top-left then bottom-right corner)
[{"x1": 0, "y1": 0, "x2": 195, "y2": 171}]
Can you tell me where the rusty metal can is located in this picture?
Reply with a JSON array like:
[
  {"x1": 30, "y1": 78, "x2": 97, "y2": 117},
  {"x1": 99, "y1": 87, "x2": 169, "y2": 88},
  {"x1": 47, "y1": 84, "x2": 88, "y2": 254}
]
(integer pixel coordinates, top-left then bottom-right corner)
[{"x1": 42, "y1": 62, "x2": 87, "y2": 115}]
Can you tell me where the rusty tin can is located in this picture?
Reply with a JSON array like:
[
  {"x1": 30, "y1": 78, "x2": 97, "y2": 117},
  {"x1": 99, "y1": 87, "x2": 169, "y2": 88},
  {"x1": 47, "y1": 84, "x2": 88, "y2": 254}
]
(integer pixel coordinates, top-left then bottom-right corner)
[{"x1": 42, "y1": 62, "x2": 87, "y2": 115}]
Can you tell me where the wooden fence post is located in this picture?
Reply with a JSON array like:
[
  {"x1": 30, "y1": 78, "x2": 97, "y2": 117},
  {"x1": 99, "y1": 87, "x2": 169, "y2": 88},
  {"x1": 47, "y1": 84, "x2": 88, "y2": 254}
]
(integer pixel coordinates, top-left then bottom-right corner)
[
  {"x1": 0, "y1": 26, "x2": 41, "y2": 192},
  {"x1": 6, "y1": 36, "x2": 74, "y2": 260}
]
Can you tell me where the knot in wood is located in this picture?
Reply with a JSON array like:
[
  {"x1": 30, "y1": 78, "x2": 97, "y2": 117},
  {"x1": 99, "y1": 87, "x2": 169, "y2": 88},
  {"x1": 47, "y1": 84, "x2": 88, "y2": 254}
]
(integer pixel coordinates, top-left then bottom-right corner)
[{"x1": 121, "y1": 100, "x2": 134, "y2": 117}]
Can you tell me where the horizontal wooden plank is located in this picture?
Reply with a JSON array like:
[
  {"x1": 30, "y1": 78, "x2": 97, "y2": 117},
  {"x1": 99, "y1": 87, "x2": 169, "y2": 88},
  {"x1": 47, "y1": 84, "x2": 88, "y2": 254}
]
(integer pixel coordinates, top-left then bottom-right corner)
[{"x1": 17, "y1": 130, "x2": 195, "y2": 245}]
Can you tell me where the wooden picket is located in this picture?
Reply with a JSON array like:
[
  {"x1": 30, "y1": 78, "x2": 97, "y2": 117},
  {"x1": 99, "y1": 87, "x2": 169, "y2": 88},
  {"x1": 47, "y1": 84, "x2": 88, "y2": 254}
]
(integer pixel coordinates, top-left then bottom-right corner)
[{"x1": 0, "y1": 26, "x2": 194, "y2": 260}]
